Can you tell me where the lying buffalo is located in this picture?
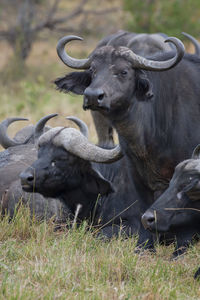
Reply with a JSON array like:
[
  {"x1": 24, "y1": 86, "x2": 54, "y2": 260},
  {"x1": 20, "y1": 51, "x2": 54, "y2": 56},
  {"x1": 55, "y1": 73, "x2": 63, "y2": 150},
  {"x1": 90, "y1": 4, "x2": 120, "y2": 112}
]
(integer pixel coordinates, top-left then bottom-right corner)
[
  {"x1": 141, "y1": 144, "x2": 200, "y2": 276},
  {"x1": 54, "y1": 34, "x2": 200, "y2": 255},
  {"x1": 20, "y1": 117, "x2": 154, "y2": 247},
  {"x1": 141, "y1": 145, "x2": 200, "y2": 255},
  {"x1": 0, "y1": 115, "x2": 70, "y2": 222}
]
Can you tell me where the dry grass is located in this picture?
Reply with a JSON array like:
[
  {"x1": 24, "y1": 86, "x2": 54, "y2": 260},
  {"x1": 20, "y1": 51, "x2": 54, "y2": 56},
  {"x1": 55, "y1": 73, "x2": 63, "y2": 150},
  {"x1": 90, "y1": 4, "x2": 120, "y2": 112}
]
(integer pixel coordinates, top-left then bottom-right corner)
[{"x1": 0, "y1": 207, "x2": 200, "y2": 299}]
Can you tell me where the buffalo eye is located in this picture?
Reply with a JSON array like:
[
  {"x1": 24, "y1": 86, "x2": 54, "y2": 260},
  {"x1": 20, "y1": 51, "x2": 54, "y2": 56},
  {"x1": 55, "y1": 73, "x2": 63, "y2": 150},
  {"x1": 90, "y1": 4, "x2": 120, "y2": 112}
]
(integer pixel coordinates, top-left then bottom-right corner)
[
  {"x1": 89, "y1": 66, "x2": 96, "y2": 76},
  {"x1": 113, "y1": 70, "x2": 128, "y2": 78},
  {"x1": 120, "y1": 70, "x2": 128, "y2": 76}
]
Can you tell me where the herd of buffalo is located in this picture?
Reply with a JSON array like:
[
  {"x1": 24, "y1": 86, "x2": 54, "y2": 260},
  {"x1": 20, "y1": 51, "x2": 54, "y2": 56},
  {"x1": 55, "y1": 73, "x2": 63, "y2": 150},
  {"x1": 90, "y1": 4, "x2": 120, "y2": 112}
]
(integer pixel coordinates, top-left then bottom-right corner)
[{"x1": 2, "y1": 30, "x2": 200, "y2": 278}]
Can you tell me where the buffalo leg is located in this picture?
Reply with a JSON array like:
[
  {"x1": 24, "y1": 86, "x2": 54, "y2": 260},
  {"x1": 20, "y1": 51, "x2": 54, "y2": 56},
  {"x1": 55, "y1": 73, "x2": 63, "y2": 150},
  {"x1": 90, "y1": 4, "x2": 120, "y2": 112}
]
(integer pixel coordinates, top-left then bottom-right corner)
[
  {"x1": 135, "y1": 226, "x2": 155, "y2": 252},
  {"x1": 172, "y1": 227, "x2": 198, "y2": 258}
]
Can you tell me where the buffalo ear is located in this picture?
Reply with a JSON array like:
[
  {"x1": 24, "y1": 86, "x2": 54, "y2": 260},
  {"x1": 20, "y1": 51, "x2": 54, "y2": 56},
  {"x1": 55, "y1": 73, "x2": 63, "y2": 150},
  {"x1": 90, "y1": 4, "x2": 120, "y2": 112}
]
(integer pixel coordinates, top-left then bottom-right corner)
[
  {"x1": 54, "y1": 71, "x2": 91, "y2": 95},
  {"x1": 82, "y1": 168, "x2": 114, "y2": 195},
  {"x1": 192, "y1": 144, "x2": 200, "y2": 159},
  {"x1": 135, "y1": 70, "x2": 153, "y2": 101}
]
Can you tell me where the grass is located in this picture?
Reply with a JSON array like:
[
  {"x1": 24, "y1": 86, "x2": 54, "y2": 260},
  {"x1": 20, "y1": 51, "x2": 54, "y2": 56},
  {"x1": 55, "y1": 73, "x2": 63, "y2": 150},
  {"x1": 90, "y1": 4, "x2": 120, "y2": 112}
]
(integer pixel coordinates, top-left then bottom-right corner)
[
  {"x1": 0, "y1": 36, "x2": 200, "y2": 299},
  {"x1": 0, "y1": 206, "x2": 200, "y2": 299}
]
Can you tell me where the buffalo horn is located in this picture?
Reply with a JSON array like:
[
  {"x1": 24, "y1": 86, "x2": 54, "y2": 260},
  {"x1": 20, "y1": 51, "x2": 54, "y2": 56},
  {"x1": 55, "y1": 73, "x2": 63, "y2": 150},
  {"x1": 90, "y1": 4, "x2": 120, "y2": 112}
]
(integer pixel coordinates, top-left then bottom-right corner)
[
  {"x1": 66, "y1": 116, "x2": 89, "y2": 138},
  {"x1": 39, "y1": 127, "x2": 123, "y2": 163},
  {"x1": 192, "y1": 144, "x2": 200, "y2": 159},
  {"x1": 34, "y1": 113, "x2": 58, "y2": 139},
  {"x1": 0, "y1": 117, "x2": 29, "y2": 149},
  {"x1": 120, "y1": 37, "x2": 185, "y2": 71},
  {"x1": 182, "y1": 32, "x2": 200, "y2": 56},
  {"x1": 127, "y1": 34, "x2": 171, "y2": 51},
  {"x1": 127, "y1": 34, "x2": 145, "y2": 48},
  {"x1": 106, "y1": 31, "x2": 127, "y2": 46},
  {"x1": 56, "y1": 35, "x2": 91, "y2": 69}
]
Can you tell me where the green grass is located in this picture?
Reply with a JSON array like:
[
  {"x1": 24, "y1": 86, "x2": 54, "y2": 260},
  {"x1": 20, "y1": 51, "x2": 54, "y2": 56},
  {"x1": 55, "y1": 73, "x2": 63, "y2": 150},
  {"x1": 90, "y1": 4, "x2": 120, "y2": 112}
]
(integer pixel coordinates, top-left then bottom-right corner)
[{"x1": 0, "y1": 207, "x2": 200, "y2": 299}]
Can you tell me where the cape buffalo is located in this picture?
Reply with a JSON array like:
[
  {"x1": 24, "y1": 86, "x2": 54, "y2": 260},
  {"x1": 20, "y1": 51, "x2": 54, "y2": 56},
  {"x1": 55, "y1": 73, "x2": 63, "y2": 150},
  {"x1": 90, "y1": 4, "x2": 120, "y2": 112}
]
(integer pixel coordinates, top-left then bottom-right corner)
[
  {"x1": 141, "y1": 145, "x2": 200, "y2": 254},
  {"x1": 0, "y1": 115, "x2": 70, "y2": 221},
  {"x1": 20, "y1": 117, "x2": 154, "y2": 248},
  {"x1": 141, "y1": 144, "x2": 200, "y2": 275}
]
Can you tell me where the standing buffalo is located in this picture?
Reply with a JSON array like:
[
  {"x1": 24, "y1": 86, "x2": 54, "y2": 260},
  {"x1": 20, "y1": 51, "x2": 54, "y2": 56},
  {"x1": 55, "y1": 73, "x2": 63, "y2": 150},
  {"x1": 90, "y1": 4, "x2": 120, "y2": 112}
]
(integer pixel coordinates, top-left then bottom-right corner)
[
  {"x1": 20, "y1": 117, "x2": 154, "y2": 248},
  {"x1": 0, "y1": 115, "x2": 70, "y2": 222},
  {"x1": 54, "y1": 34, "x2": 200, "y2": 254},
  {"x1": 55, "y1": 31, "x2": 174, "y2": 146}
]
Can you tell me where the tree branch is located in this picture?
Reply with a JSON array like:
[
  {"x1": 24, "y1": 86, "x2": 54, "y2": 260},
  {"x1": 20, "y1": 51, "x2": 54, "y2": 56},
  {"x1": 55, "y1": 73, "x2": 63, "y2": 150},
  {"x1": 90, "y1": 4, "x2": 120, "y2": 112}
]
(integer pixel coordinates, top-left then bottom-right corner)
[
  {"x1": 83, "y1": 7, "x2": 119, "y2": 16},
  {"x1": 33, "y1": 0, "x2": 89, "y2": 32},
  {"x1": 0, "y1": 30, "x2": 14, "y2": 42}
]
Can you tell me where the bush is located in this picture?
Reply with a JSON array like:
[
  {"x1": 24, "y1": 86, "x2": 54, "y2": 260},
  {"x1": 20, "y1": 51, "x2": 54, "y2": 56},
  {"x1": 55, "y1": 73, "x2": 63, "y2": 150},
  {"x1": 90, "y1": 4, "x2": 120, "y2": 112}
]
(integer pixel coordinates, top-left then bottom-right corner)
[{"x1": 123, "y1": 0, "x2": 200, "y2": 38}]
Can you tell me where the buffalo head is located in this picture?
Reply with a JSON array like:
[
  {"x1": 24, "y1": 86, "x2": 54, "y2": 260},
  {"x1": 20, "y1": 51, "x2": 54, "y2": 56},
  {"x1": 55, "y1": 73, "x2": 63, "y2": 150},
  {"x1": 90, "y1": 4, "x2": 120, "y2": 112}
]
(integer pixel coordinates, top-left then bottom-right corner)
[
  {"x1": 55, "y1": 35, "x2": 184, "y2": 117},
  {"x1": 20, "y1": 117, "x2": 121, "y2": 199},
  {"x1": 141, "y1": 144, "x2": 200, "y2": 233}
]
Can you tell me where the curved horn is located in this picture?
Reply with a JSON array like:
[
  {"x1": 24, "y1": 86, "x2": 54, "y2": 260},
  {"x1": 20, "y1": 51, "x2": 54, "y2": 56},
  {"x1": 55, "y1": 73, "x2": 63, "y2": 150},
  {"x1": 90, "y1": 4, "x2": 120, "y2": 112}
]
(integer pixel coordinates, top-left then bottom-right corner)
[
  {"x1": 56, "y1": 35, "x2": 91, "y2": 69},
  {"x1": 34, "y1": 113, "x2": 58, "y2": 139},
  {"x1": 0, "y1": 117, "x2": 29, "y2": 149},
  {"x1": 39, "y1": 127, "x2": 123, "y2": 163},
  {"x1": 106, "y1": 31, "x2": 127, "y2": 46},
  {"x1": 66, "y1": 116, "x2": 89, "y2": 138},
  {"x1": 120, "y1": 37, "x2": 185, "y2": 71},
  {"x1": 192, "y1": 144, "x2": 200, "y2": 159},
  {"x1": 127, "y1": 33, "x2": 146, "y2": 48},
  {"x1": 182, "y1": 32, "x2": 200, "y2": 56},
  {"x1": 127, "y1": 34, "x2": 172, "y2": 51}
]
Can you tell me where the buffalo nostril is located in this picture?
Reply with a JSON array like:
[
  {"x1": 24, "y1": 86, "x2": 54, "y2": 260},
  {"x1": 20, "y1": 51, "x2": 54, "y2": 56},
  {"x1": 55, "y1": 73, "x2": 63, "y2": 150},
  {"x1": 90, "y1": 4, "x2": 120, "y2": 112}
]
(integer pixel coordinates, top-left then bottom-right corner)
[
  {"x1": 20, "y1": 172, "x2": 34, "y2": 186},
  {"x1": 147, "y1": 216, "x2": 155, "y2": 224},
  {"x1": 141, "y1": 210, "x2": 156, "y2": 229},
  {"x1": 27, "y1": 175, "x2": 34, "y2": 182},
  {"x1": 84, "y1": 88, "x2": 104, "y2": 103},
  {"x1": 83, "y1": 97, "x2": 90, "y2": 110}
]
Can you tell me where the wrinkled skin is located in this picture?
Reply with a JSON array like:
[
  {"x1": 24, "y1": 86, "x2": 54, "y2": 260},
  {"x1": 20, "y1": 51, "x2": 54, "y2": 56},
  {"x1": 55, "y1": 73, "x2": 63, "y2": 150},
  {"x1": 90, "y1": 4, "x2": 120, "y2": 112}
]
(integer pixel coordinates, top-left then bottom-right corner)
[{"x1": 20, "y1": 141, "x2": 154, "y2": 247}]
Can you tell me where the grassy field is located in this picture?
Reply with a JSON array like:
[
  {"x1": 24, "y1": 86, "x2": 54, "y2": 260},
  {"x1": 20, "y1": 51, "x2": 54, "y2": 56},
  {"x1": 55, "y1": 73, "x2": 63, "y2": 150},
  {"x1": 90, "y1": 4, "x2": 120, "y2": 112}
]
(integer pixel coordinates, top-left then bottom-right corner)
[
  {"x1": 0, "y1": 37, "x2": 200, "y2": 299},
  {"x1": 0, "y1": 206, "x2": 200, "y2": 299}
]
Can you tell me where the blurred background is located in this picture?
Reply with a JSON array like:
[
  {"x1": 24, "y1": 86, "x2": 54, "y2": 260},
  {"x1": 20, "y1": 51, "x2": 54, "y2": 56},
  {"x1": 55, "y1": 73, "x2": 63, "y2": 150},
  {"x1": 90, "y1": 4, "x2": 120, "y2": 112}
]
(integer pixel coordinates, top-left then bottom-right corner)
[{"x1": 0, "y1": 0, "x2": 200, "y2": 141}]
